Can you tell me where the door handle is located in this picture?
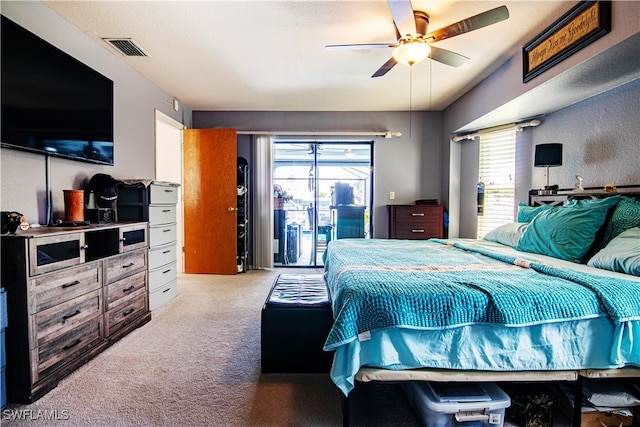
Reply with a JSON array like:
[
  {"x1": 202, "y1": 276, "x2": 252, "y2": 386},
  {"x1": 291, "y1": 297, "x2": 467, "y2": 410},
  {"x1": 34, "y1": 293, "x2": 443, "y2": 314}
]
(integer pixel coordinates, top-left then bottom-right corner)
[{"x1": 228, "y1": 207, "x2": 238, "y2": 211}]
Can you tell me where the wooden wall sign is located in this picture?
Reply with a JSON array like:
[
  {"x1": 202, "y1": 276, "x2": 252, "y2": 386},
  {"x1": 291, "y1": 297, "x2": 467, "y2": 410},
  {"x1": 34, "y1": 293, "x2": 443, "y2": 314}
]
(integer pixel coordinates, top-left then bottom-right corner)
[{"x1": 523, "y1": 1, "x2": 611, "y2": 83}]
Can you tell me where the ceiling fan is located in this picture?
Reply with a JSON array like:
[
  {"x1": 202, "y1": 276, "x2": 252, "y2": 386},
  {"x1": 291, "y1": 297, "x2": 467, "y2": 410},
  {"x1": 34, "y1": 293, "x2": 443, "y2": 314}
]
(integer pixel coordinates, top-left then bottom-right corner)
[{"x1": 326, "y1": 0, "x2": 509, "y2": 77}]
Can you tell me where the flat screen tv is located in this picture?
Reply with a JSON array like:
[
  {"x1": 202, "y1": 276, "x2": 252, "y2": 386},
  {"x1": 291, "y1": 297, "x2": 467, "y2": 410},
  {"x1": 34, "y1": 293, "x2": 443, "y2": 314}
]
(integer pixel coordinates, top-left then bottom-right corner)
[{"x1": 1, "y1": 15, "x2": 114, "y2": 165}]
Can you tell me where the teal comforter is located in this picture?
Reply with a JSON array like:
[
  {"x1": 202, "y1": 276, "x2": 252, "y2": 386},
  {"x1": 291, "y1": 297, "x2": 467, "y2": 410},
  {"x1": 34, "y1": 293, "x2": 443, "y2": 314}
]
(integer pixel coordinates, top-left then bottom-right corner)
[{"x1": 323, "y1": 239, "x2": 640, "y2": 350}]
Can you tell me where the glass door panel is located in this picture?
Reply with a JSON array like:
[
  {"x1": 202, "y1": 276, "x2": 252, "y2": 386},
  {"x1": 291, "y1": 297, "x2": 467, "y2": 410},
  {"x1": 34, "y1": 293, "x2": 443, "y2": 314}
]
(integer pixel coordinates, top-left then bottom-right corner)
[{"x1": 273, "y1": 141, "x2": 372, "y2": 267}]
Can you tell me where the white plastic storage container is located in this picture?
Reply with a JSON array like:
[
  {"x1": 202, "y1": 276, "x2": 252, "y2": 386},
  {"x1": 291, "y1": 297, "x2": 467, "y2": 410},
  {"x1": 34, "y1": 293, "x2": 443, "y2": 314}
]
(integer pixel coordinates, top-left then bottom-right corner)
[{"x1": 402, "y1": 382, "x2": 511, "y2": 427}]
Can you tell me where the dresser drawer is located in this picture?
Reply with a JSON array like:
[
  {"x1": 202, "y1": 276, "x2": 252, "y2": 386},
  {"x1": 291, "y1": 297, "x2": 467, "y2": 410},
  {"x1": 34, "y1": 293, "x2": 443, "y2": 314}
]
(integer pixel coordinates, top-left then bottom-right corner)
[
  {"x1": 149, "y1": 205, "x2": 177, "y2": 225},
  {"x1": 34, "y1": 289, "x2": 102, "y2": 346},
  {"x1": 392, "y1": 206, "x2": 442, "y2": 223},
  {"x1": 392, "y1": 223, "x2": 442, "y2": 240},
  {"x1": 105, "y1": 270, "x2": 147, "y2": 310},
  {"x1": 106, "y1": 292, "x2": 147, "y2": 335},
  {"x1": 149, "y1": 223, "x2": 177, "y2": 247},
  {"x1": 104, "y1": 250, "x2": 147, "y2": 284},
  {"x1": 149, "y1": 183, "x2": 179, "y2": 205},
  {"x1": 149, "y1": 260, "x2": 177, "y2": 292},
  {"x1": 148, "y1": 242, "x2": 177, "y2": 270},
  {"x1": 149, "y1": 279, "x2": 177, "y2": 311},
  {"x1": 36, "y1": 316, "x2": 103, "y2": 378},
  {"x1": 31, "y1": 262, "x2": 101, "y2": 313}
]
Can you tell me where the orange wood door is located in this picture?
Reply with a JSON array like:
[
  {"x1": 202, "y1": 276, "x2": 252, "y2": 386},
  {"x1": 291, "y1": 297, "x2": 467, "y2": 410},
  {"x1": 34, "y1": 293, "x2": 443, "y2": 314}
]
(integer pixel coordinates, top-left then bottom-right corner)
[{"x1": 183, "y1": 128, "x2": 238, "y2": 274}]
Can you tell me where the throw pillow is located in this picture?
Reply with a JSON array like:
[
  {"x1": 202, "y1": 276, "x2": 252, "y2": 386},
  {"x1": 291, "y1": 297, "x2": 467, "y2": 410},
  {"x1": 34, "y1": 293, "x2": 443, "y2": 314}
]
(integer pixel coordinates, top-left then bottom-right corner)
[
  {"x1": 516, "y1": 202, "x2": 554, "y2": 223},
  {"x1": 483, "y1": 223, "x2": 529, "y2": 248},
  {"x1": 598, "y1": 196, "x2": 640, "y2": 249},
  {"x1": 516, "y1": 202, "x2": 612, "y2": 262},
  {"x1": 587, "y1": 227, "x2": 640, "y2": 276}
]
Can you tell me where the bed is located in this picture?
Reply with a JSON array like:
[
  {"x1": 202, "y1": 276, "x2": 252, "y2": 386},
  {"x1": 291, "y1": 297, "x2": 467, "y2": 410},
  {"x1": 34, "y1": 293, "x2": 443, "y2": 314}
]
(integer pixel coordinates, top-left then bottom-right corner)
[{"x1": 322, "y1": 191, "x2": 640, "y2": 425}]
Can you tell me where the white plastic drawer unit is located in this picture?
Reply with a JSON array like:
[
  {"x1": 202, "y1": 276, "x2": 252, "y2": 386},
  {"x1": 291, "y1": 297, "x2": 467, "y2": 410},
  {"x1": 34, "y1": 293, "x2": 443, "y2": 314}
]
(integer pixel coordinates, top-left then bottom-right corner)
[
  {"x1": 148, "y1": 242, "x2": 178, "y2": 271},
  {"x1": 149, "y1": 261, "x2": 177, "y2": 292},
  {"x1": 148, "y1": 205, "x2": 177, "y2": 225},
  {"x1": 149, "y1": 183, "x2": 179, "y2": 205},
  {"x1": 149, "y1": 223, "x2": 177, "y2": 248}
]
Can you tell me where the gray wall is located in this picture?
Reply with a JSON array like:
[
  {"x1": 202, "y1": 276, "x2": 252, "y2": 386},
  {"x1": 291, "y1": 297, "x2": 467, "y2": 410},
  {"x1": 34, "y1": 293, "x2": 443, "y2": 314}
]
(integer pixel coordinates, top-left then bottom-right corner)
[
  {"x1": 443, "y1": 1, "x2": 640, "y2": 238},
  {"x1": 193, "y1": 111, "x2": 443, "y2": 238},
  {"x1": 0, "y1": 2, "x2": 190, "y2": 225}
]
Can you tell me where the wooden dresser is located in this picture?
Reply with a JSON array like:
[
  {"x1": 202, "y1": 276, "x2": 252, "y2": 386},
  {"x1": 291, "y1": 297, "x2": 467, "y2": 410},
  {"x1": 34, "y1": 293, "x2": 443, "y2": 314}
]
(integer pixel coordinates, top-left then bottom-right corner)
[
  {"x1": 1, "y1": 222, "x2": 151, "y2": 403},
  {"x1": 388, "y1": 204, "x2": 443, "y2": 239}
]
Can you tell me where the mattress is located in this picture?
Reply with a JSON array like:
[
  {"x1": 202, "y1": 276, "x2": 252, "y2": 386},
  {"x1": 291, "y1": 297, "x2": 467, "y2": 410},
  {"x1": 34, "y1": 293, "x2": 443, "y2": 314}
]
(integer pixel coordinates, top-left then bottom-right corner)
[{"x1": 323, "y1": 238, "x2": 640, "y2": 395}]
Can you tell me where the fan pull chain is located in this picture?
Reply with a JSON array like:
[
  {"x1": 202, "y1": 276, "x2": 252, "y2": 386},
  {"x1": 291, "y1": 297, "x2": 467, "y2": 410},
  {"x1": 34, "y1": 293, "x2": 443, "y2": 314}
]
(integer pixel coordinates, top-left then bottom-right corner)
[{"x1": 409, "y1": 65, "x2": 413, "y2": 139}]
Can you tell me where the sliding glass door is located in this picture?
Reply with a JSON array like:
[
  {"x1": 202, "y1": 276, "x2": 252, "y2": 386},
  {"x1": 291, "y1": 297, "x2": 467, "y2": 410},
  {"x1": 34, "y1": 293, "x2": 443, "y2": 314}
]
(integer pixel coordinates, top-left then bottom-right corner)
[{"x1": 273, "y1": 141, "x2": 372, "y2": 267}]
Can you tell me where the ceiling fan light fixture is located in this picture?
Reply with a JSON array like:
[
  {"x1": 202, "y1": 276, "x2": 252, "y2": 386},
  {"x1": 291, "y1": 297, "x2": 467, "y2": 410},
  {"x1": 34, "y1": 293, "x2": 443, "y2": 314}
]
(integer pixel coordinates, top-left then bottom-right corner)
[{"x1": 392, "y1": 40, "x2": 431, "y2": 65}]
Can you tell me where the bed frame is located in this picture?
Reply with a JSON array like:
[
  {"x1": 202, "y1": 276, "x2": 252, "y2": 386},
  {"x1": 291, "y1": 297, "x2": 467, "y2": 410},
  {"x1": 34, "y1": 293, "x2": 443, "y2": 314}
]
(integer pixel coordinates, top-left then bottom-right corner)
[
  {"x1": 341, "y1": 367, "x2": 640, "y2": 427},
  {"x1": 339, "y1": 184, "x2": 640, "y2": 427}
]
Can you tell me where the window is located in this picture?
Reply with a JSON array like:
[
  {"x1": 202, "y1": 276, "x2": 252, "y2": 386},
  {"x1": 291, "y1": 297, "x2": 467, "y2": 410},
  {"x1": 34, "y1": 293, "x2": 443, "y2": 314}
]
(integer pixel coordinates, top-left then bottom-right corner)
[{"x1": 477, "y1": 127, "x2": 516, "y2": 239}]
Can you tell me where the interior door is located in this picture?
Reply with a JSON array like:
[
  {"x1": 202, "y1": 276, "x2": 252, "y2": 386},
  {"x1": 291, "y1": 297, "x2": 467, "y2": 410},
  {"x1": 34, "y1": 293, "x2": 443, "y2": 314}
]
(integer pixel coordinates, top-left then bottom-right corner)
[{"x1": 183, "y1": 128, "x2": 237, "y2": 274}]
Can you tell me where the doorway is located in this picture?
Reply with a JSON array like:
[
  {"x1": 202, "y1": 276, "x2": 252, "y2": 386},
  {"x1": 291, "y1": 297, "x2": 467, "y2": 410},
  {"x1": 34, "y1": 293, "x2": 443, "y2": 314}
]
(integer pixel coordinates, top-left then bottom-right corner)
[{"x1": 273, "y1": 141, "x2": 373, "y2": 267}]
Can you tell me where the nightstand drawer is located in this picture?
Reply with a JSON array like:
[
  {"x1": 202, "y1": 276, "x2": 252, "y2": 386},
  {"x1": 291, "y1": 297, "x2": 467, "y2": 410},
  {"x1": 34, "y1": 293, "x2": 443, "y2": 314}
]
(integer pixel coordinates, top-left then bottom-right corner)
[
  {"x1": 32, "y1": 262, "x2": 101, "y2": 312},
  {"x1": 392, "y1": 224, "x2": 442, "y2": 240}
]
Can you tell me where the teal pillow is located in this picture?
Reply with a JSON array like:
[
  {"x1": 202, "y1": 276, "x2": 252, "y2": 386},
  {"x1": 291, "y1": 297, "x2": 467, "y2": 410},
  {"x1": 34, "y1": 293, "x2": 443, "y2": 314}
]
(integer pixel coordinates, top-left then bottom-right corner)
[
  {"x1": 517, "y1": 202, "x2": 554, "y2": 223},
  {"x1": 587, "y1": 227, "x2": 640, "y2": 276},
  {"x1": 515, "y1": 202, "x2": 612, "y2": 262},
  {"x1": 599, "y1": 197, "x2": 640, "y2": 249},
  {"x1": 483, "y1": 222, "x2": 529, "y2": 248}
]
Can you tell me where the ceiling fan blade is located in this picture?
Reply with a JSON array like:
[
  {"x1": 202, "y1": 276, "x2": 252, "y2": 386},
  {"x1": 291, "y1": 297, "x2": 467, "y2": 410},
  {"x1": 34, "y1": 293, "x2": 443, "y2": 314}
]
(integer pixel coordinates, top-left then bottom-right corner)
[
  {"x1": 325, "y1": 43, "x2": 397, "y2": 51},
  {"x1": 425, "y1": 5, "x2": 509, "y2": 43},
  {"x1": 428, "y1": 46, "x2": 469, "y2": 67},
  {"x1": 387, "y1": 0, "x2": 417, "y2": 38},
  {"x1": 371, "y1": 57, "x2": 398, "y2": 78}
]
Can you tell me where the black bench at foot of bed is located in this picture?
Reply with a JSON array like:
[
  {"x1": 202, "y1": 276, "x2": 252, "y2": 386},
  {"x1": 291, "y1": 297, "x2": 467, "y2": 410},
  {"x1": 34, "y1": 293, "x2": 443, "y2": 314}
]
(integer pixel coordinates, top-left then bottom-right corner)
[{"x1": 261, "y1": 273, "x2": 334, "y2": 373}]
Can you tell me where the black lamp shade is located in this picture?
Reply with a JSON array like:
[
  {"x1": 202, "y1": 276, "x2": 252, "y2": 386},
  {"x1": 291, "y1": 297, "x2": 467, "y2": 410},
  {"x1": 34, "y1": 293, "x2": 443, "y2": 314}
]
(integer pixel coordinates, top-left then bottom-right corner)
[{"x1": 534, "y1": 143, "x2": 563, "y2": 167}]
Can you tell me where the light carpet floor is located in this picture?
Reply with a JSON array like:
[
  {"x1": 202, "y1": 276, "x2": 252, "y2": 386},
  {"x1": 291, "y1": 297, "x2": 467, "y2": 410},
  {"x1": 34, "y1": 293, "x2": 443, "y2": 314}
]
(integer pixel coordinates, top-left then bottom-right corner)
[{"x1": 3, "y1": 270, "x2": 573, "y2": 426}]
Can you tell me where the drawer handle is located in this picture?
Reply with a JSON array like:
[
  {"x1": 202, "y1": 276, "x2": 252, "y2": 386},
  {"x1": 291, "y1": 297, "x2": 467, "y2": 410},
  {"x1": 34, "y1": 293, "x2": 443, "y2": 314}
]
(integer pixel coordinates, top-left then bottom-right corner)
[
  {"x1": 120, "y1": 237, "x2": 126, "y2": 242},
  {"x1": 123, "y1": 308, "x2": 135, "y2": 316},
  {"x1": 162, "y1": 209, "x2": 171, "y2": 213},
  {"x1": 122, "y1": 262, "x2": 135, "y2": 268},
  {"x1": 63, "y1": 338, "x2": 82, "y2": 350},
  {"x1": 162, "y1": 250, "x2": 171, "y2": 254},
  {"x1": 163, "y1": 269, "x2": 171, "y2": 274},
  {"x1": 62, "y1": 280, "x2": 80, "y2": 289},
  {"x1": 163, "y1": 229, "x2": 172, "y2": 233},
  {"x1": 164, "y1": 189, "x2": 174, "y2": 193},
  {"x1": 411, "y1": 213, "x2": 425, "y2": 217},
  {"x1": 81, "y1": 244, "x2": 89, "y2": 250},
  {"x1": 162, "y1": 288, "x2": 172, "y2": 293},
  {"x1": 123, "y1": 285, "x2": 136, "y2": 293},
  {"x1": 62, "y1": 310, "x2": 81, "y2": 321},
  {"x1": 411, "y1": 229, "x2": 425, "y2": 233}
]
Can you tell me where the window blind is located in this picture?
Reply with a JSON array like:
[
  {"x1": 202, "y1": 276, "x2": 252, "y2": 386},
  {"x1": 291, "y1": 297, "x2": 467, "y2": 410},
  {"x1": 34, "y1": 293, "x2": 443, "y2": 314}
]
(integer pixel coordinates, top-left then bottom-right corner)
[{"x1": 477, "y1": 127, "x2": 516, "y2": 239}]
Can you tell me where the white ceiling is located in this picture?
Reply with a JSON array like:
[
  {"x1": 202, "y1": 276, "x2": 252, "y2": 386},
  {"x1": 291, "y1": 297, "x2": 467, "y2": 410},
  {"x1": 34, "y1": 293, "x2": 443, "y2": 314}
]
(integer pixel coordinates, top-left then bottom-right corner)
[{"x1": 43, "y1": 1, "x2": 584, "y2": 112}]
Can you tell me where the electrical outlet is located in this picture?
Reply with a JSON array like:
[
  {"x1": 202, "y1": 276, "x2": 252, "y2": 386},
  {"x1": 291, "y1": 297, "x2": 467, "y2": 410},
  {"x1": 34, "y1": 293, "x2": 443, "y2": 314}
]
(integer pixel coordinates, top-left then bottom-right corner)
[{"x1": 389, "y1": 191, "x2": 395, "y2": 200}]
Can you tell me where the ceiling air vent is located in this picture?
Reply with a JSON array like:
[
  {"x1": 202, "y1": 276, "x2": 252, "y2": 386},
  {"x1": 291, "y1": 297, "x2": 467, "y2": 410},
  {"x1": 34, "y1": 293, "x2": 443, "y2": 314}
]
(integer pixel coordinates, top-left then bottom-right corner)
[{"x1": 103, "y1": 38, "x2": 149, "y2": 57}]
